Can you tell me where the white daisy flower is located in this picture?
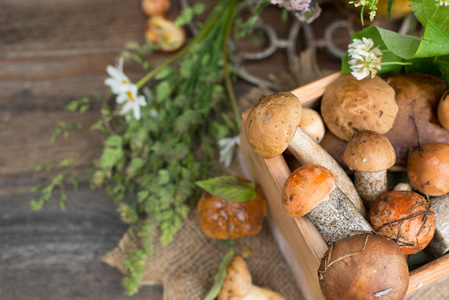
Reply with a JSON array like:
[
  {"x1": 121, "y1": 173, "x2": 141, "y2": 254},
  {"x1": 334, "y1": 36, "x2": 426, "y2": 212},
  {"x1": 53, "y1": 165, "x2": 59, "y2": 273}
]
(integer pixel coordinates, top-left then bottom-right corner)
[
  {"x1": 218, "y1": 135, "x2": 241, "y2": 168},
  {"x1": 348, "y1": 38, "x2": 382, "y2": 80},
  {"x1": 104, "y1": 58, "x2": 133, "y2": 94},
  {"x1": 437, "y1": 0, "x2": 449, "y2": 6},
  {"x1": 115, "y1": 84, "x2": 147, "y2": 120}
]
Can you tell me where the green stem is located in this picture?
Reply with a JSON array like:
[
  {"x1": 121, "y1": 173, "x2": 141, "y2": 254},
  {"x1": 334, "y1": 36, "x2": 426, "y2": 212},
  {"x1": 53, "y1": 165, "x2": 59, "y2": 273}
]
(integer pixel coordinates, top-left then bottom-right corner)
[
  {"x1": 222, "y1": 0, "x2": 240, "y2": 129},
  {"x1": 380, "y1": 61, "x2": 413, "y2": 66},
  {"x1": 136, "y1": 9, "x2": 222, "y2": 89}
]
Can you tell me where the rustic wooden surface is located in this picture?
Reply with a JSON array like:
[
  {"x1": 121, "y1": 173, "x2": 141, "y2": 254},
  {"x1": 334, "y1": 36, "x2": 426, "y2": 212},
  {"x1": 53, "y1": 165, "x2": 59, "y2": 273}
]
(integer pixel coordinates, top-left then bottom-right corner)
[{"x1": 0, "y1": 0, "x2": 164, "y2": 298}]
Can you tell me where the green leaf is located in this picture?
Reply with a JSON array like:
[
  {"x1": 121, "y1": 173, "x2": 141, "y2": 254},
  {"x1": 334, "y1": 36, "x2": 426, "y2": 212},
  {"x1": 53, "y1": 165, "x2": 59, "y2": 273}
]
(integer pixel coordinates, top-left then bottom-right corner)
[
  {"x1": 155, "y1": 81, "x2": 171, "y2": 102},
  {"x1": 99, "y1": 135, "x2": 124, "y2": 170},
  {"x1": 154, "y1": 66, "x2": 173, "y2": 80},
  {"x1": 195, "y1": 176, "x2": 257, "y2": 203},
  {"x1": 387, "y1": 0, "x2": 394, "y2": 19},
  {"x1": 126, "y1": 157, "x2": 145, "y2": 178},
  {"x1": 204, "y1": 249, "x2": 236, "y2": 300},
  {"x1": 411, "y1": 0, "x2": 449, "y2": 30}
]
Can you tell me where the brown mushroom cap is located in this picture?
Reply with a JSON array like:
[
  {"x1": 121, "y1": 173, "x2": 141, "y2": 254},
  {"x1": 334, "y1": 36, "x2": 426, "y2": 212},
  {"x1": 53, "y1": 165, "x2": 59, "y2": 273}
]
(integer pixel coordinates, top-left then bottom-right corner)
[
  {"x1": 318, "y1": 234, "x2": 409, "y2": 300},
  {"x1": 369, "y1": 190, "x2": 436, "y2": 255},
  {"x1": 299, "y1": 107, "x2": 326, "y2": 143},
  {"x1": 197, "y1": 179, "x2": 267, "y2": 239},
  {"x1": 408, "y1": 143, "x2": 449, "y2": 196},
  {"x1": 343, "y1": 130, "x2": 395, "y2": 172},
  {"x1": 218, "y1": 255, "x2": 252, "y2": 300},
  {"x1": 321, "y1": 74, "x2": 397, "y2": 141},
  {"x1": 245, "y1": 92, "x2": 302, "y2": 159},
  {"x1": 281, "y1": 165, "x2": 336, "y2": 218},
  {"x1": 141, "y1": 0, "x2": 170, "y2": 16},
  {"x1": 437, "y1": 90, "x2": 449, "y2": 130}
]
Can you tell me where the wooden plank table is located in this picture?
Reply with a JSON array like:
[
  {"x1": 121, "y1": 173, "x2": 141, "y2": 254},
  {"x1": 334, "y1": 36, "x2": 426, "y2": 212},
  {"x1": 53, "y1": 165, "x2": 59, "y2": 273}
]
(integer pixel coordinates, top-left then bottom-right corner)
[{"x1": 0, "y1": 0, "x2": 166, "y2": 298}]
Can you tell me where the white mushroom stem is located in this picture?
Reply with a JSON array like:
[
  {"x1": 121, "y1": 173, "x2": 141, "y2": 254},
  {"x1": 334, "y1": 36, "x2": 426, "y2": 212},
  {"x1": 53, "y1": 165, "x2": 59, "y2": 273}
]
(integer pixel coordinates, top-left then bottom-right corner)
[
  {"x1": 354, "y1": 170, "x2": 389, "y2": 209},
  {"x1": 307, "y1": 186, "x2": 373, "y2": 245},
  {"x1": 289, "y1": 127, "x2": 367, "y2": 217},
  {"x1": 241, "y1": 285, "x2": 284, "y2": 300},
  {"x1": 426, "y1": 194, "x2": 449, "y2": 257}
]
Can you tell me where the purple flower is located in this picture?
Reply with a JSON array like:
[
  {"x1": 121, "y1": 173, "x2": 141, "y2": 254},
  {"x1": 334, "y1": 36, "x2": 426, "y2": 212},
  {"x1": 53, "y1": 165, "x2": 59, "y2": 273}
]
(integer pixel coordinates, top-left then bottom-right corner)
[{"x1": 270, "y1": 0, "x2": 321, "y2": 23}]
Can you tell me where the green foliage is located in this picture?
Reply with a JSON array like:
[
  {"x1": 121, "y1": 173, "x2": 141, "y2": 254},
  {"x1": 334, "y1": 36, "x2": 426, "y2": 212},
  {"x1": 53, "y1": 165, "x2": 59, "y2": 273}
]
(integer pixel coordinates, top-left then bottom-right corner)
[
  {"x1": 233, "y1": 0, "x2": 270, "y2": 40},
  {"x1": 30, "y1": 156, "x2": 81, "y2": 210},
  {"x1": 342, "y1": 0, "x2": 449, "y2": 85},
  {"x1": 174, "y1": 2, "x2": 205, "y2": 26},
  {"x1": 50, "y1": 122, "x2": 82, "y2": 144},
  {"x1": 196, "y1": 176, "x2": 257, "y2": 203},
  {"x1": 65, "y1": 97, "x2": 90, "y2": 113},
  {"x1": 31, "y1": 0, "x2": 240, "y2": 295}
]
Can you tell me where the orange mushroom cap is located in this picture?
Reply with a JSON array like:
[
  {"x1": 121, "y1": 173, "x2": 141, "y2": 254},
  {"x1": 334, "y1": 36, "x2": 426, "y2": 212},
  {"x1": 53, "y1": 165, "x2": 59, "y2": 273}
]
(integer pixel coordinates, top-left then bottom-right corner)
[
  {"x1": 282, "y1": 165, "x2": 336, "y2": 218},
  {"x1": 369, "y1": 190, "x2": 436, "y2": 255},
  {"x1": 407, "y1": 143, "x2": 449, "y2": 196},
  {"x1": 197, "y1": 178, "x2": 267, "y2": 240}
]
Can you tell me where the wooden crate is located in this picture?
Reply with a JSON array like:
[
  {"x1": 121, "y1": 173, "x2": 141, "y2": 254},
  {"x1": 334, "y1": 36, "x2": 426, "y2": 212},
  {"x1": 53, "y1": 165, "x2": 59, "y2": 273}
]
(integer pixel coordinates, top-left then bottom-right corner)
[{"x1": 239, "y1": 72, "x2": 449, "y2": 300}]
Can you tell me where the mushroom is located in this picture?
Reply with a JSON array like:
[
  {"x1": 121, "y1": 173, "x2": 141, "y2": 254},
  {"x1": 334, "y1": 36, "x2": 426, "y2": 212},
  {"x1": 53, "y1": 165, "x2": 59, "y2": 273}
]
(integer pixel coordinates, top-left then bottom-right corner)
[
  {"x1": 320, "y1": 72, "x2": 449, "y2": 169},
  {"x1": 299, "y1": 107, "x2": 326, "y2": 143},
  {"x1": 407, "y1": 143, "x2": 449, "y2": 196},
  {"x1": 318, "y1": 234, "x2": 409, "y2": 300},
  {"x1": 321, "y1": 74, "x2": 398, "y2": 141},
  {"x1": 343, "y1": 130, "x2": 396, "y2": 209},
  {"x1": 218, "y1": 255, "x2": 284, "y2": 300},
  {"x1": 141, "y1": 0, "x2": 170, "y2": 16},
  {"x1": 368, "y1": 189, "x2": 436, "y2": 255},
  {"x1": 282, "y1": 165, "x2": 372, "y2": 245},
  {"x1": 438, "y1": 90, "x2": 449, "y2": 131},
  {"x1": 197, "y1": 178, "x2": 267, "y2": 240},
  {"x1": 245, "y1": 92, "x2": 366, "y2": 217},
  {"x1": 426, "y1": 193, "x2": 449, "y2": 257},
  {"x1": 145, "y1": 16, "x2": 185, "y2": 52}
]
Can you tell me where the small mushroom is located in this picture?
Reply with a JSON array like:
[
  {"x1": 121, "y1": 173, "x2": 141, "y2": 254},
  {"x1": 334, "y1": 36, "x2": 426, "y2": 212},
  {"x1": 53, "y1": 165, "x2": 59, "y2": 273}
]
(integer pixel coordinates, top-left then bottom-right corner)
[
  {"x1": 218, "y1": 255, "x2": 284, "y2": 300},
  {"x1": 407, "y1": 143, "x2": 449, "y2": 196},
  {"x1": 321, "y1": 74, "x2": 398, "y2": 141},
  {"x1": 318, "y1": 234, "x2": 409, "y2": 300},
  {"x1": 145, "y1": 16, "x2": 185, "y2": 52},
  {"x1": 299, "y1": 107, "x2": 326, "y2": 143},
  {"x1": 141, "y1": 0, "x2": 170, "y2": 16},
  {"x1": 245, "y1": 92, "x2": 366, "y2": 217},
  {"x1": 197, "y1": 178, "x2": 267, "y2": 240},
  {"x1": 368, "y1": 190, "x2": 436, "y2": 255},
  {"x1": 282, "y1": 165, "x2": 372, "y2": 245},
  {"x1": 438, "y1": 90, "x2": 449, "y2": 130},
  {"x1": 343, "y1": 130, "x2": 396, "y2": 209}
]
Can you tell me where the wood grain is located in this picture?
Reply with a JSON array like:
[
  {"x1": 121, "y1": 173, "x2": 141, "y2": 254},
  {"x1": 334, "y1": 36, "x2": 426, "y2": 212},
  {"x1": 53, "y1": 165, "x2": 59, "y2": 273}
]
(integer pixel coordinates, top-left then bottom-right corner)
[{"x1": 0, "y1": 0, "x2": 166, "y2": 298}]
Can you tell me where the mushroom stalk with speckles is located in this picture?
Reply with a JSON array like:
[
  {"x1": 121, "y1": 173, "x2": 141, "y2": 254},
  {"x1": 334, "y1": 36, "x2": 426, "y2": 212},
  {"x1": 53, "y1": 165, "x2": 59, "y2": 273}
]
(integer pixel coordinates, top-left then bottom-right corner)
[
  {"x1": 344, "y1": 130, "x2": 396, "y2": 209},
  {"x1": 427, "y1": 194, "x2": 449, "y2": 257},
  {"x1": 282, "y1": 165, "x2": 372, "y2": 245},
  {"x1": 245, "y1": 92, "x2": 367, "y2": 217}
]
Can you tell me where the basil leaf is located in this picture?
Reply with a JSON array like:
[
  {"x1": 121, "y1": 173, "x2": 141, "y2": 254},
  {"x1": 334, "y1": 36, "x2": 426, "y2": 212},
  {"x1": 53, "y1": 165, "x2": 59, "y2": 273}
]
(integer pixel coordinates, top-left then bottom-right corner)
[
  {"x1": 196, "y1": 176, "x2": 257, "y2": 203},
  {"x1": 204, "y1": 249, "x2": 236, "y2": 300}
]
